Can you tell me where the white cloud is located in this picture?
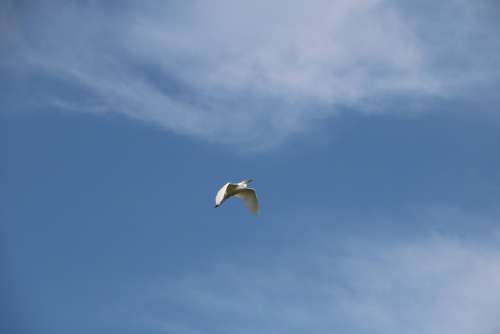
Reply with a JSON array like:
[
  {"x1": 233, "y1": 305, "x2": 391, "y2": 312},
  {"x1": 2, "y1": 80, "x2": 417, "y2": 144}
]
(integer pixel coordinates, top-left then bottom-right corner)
[
  {"x1": 4, "y1": 0, "x2": 500, "y2": 149},
  {"x1": 130, "y1": 232, "x2": 500, "y2": 334},
  {"x1": 340, "y1": 237, "x2": 500, "y2": 334},
  {"x1": 131, "y1": 0, "x2": 437, "y2": 99}
]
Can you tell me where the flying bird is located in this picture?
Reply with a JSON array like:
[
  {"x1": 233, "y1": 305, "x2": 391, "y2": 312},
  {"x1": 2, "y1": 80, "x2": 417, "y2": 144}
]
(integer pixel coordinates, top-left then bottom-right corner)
[{"x1": 214, "y1": 179, "x2": 260, "y2": 215}]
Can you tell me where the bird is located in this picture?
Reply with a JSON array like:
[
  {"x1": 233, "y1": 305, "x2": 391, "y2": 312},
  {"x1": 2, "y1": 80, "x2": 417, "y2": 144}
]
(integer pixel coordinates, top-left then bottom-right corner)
[{"x1": 214, "y1": 179, "x2": 260, "y2": 215}]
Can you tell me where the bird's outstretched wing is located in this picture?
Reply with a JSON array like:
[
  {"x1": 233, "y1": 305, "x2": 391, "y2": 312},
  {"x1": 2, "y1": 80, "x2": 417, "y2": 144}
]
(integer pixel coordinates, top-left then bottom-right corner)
[
  {"x1": 215, "y1": 183, "x2": 229, "y2": 206},
  {"x1": 235, "y1": 188, "x2": 259, "y2": 215},
  {"x1": 215, "y1": 183, "x2": 238, "y2": 206}
]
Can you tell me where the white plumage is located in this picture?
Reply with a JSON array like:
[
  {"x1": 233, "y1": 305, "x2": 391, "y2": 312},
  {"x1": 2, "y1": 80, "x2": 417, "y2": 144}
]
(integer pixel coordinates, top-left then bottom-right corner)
[{"x1": 214, "y1": 179, "x2": 260, "y2": 215}]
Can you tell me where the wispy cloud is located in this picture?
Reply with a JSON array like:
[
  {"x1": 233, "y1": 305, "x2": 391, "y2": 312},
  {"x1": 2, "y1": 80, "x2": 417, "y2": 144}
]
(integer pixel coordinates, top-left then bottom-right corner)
[
  {"x1": 3, "y1": 0, "x2": 499, "y2": 148},
  {"x1": 124, "y1": 209, "x2": 500, "y2": 334},
  {"x1": 135, "y1": 238, "x2": 500, "y2": 334}
]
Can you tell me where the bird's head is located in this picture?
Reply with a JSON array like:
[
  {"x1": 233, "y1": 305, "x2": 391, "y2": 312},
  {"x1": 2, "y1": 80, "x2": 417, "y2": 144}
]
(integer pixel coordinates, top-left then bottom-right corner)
[{"x1": 240, "y1": 179, "x2": 253, "y2": 185}]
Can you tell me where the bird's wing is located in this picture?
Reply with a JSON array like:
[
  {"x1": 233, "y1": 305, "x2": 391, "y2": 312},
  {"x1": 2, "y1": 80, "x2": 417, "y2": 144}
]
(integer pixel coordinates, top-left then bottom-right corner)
[
  {"x1": 235, "y1": 188, "x2": 260, "y2": 215},
  {"x1": 215, "y1": 183, "x2": 229, "y2": 205},
  {"x1": 215, "y1": 183, "x2": 239, "y2": 205}
]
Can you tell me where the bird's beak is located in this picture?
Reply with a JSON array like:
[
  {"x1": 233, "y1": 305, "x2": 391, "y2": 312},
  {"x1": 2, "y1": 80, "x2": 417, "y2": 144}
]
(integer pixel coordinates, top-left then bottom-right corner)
[{"x1": 214, "y1": 205, "x2": 219, "y2": 208}]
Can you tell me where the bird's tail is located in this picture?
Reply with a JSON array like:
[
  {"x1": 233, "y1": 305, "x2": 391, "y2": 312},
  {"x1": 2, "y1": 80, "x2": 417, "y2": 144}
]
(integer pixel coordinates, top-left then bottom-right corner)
[{"x1": 240, "y1": 179, "x2": 253, "y2": 185}]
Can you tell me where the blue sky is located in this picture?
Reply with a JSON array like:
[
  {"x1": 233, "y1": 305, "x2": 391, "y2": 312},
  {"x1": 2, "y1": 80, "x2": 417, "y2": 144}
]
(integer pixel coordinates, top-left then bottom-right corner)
[{"x1": 2, "y1": 1, "x2": 500, "y2": 333}]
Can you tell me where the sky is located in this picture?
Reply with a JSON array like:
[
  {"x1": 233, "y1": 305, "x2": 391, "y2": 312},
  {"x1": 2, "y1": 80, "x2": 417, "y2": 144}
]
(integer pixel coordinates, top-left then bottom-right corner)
[{"x1": 1, "y1": 0, "x2": 500, "y2": 333}]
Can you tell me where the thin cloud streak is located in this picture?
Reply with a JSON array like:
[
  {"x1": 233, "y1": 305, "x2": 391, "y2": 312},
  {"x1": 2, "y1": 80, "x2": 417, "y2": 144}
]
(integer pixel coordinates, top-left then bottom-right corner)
[
  {"x1": 131, "y1": 231, "x2": 500, "y2": 334},
  {"x1": 3, "y1": 0, "x2": 500, "y2": 149}
]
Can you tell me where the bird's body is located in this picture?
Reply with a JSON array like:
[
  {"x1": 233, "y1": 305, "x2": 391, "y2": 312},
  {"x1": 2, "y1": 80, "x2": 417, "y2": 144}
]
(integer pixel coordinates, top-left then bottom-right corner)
[{"x1": 214, "y1": 179, "x2": 260, "y2": 215}]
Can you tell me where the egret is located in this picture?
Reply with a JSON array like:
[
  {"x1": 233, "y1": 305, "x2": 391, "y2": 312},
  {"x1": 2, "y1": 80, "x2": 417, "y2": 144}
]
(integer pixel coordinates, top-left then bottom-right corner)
[{"x1": 214, "y1": 179, "x2": 260, "y2": 215}]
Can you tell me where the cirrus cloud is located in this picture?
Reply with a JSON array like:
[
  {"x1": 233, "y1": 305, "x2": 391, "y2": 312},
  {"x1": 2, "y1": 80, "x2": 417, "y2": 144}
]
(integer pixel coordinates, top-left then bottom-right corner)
[
  {"x1": 130, "y1": 233, "x2": 500, "y2": 334},
  {"x1": 2, "y1": 0, "x2": 499, "y2": 149}
]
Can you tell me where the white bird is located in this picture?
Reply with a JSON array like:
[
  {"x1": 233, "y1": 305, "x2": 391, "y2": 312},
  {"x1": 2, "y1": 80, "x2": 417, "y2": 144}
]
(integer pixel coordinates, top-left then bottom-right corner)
[{"x1": 214, "y1": 179, "x2": 260, "y2": 215}]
